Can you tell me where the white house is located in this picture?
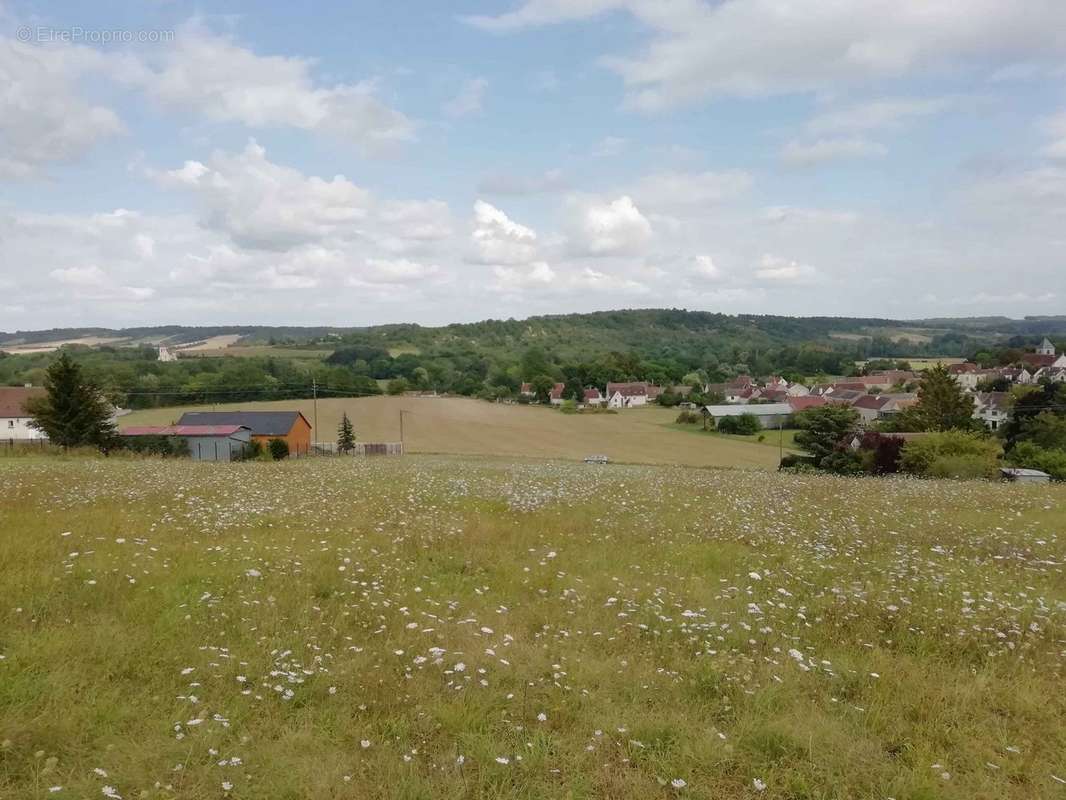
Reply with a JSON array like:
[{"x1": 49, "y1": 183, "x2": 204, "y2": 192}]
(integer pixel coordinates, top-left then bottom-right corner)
[
  {"x1": 157, "y1": 346, "x2": 178, "y2": 363},
  {"x1": 0, "y1": 386, "x2": 46, "y2": 440},
  {"x1": 1034, "y1": 367, "x2": 1066, "y2": 384},
  {"x1": 606, "y1": 382, "x2": 661, "y2": 408},
  {"x1": 973, "y1": 392, "x2": 1010, "y2": 430},
  {"x1": 785, "y1": 383, "x2": 810, "y2": 397}
]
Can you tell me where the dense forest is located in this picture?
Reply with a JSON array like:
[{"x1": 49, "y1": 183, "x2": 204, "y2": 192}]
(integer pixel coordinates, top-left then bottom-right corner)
[{"x1": 1, "y1": 309, "x2": 1062, "y2": 409}]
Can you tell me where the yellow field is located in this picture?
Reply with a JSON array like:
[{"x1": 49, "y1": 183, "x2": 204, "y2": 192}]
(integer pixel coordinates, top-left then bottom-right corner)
[
  {"x1": 855, "y1": 356, "x2": 966, "y2": 371},
  {"x1": 122, "y1": 396, "x2": 784, "y2": 469}
]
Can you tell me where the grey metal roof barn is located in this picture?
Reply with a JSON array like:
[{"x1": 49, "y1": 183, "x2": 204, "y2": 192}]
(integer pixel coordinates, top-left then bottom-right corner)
[
  {"x1": 700, "y1": 403, "x2": 793, "y2": 429},
  {"x1": 177, "y1": 411, "x2": 307, "y2": 436},
  {"x1": 701, "y1": 403, "x2": 793, "y2": 417}
]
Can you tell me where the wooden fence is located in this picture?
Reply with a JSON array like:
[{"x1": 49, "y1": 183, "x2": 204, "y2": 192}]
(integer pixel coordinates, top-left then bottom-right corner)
[{"x1": 311, "y1": 442, "x2": 404, "y2": 456}]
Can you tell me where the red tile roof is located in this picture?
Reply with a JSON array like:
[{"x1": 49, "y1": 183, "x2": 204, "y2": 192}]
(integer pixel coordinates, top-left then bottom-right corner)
[
  {"x1": 787, "y1": 396, "x2": 826, "y2": 412},
  {"x1": 0, "y1": 386, "x2": 44, "y2": 417},
  {"x1": 121, "y1": 424, "x2": 249, "y2": 437},
  {"x1": 549, "y1": 382, "x2": 566, "y2": 400},
  {"x1": 852, "y1": 395, "x2": 890, "y2": 410},
  {"x1": 1022, "y1": 353, "x2": 1056, "y2": 368}
]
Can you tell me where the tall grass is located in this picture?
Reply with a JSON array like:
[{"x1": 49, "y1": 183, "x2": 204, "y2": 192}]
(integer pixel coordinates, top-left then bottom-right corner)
[{"x1": 1, "y1": 456, "x2": 1064, "y2": 798}]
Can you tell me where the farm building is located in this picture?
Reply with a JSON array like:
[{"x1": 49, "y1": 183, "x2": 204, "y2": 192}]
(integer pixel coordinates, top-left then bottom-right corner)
[
  {"x1": 121, "y1": 425, "x2": 253, "y2": 461},
  {"x1": 177, "y1": 411, "x2": 312, "y2": 455},
  {"x1": 0, "y1": 386, "x2": 46, "y2": 441},
  {"x1": 701, "y1": 402, "x2": 793, "y2": 429}
]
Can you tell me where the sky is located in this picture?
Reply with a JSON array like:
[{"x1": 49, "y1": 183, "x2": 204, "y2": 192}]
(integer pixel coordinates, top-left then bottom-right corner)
[{"x1": 2, "y1": 0, "x2": 1066, "y2": 329}]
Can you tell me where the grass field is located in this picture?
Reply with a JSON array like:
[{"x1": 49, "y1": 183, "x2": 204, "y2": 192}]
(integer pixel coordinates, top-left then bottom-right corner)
[
  {"x1": 854, "y1": 358, "x2": 966, "y2": 372},
  {"x1": 664, "y1": 423, "x2": 801, "y2": 452},
  {"x1": 123, "y1": 397, "x2": 785, "y2": 470},
  {"x1": 1, "y1": 456, "x2": 1064, "y2": 799}
]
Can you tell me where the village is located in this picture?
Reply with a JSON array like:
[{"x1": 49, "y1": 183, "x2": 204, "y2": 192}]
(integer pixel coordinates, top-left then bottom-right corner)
[
  {"x1": 518, "y1": 337, "x2": 1066, "y2": 434},
  {"x1": 2, "y1": 338, "x2": 1063, "y2": 485}
]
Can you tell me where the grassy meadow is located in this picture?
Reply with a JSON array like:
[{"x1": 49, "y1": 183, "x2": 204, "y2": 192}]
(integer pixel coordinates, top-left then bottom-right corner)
[
  {"x1": 122, "y1": 396, "x2": 785, "y2": 470},
  {"x1": 1, "y1": 455, "x2": 1065, "y2": 799}
]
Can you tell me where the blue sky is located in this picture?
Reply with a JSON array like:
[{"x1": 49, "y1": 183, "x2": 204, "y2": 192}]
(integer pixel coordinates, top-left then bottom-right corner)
[{"x1": 2, "y1": 1, "x2": 1066, "y2": 328}]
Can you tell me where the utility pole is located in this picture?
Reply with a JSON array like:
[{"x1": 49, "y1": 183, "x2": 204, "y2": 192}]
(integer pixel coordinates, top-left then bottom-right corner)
[
  {"x1": 312, "y1": 378, "x2": 319, "y2": 449},
  {"x1": 779, "y1": 419, "x2": 784, "y2": 463}
]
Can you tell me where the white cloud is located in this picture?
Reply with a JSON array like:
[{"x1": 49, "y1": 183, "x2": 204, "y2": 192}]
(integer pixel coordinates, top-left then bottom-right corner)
[
  {"x1": 631, "y1": 170, "x2": 752, "y2": 208},
  {"x1": 364, "y1": 258, "x2": 440, "y2": 283},
  {"x1": 444, "y1": 77, "x2": 488, "y2": 118},
  {"x1": 690, "y1": 254, "x2": 723, "y2": 281},
  {"x1": 154, "y1": 140, "x2": 370, "y2": 250},
  {"x1": 571, "y1": 266, "x2": 649, "y2": 294},
  {"x1": 569, "y1": 195, "x2": 652, "y2": 255},
  {"x1": 780, "y1": 137, "x2": 887, "y2": 166},
  {"x1": 468, "y1": 1, "x2": 1066, "y2": 109},
  {"x1": 50, "y1": 264, "x2": 107, "y2": 285},
  {"x1": 139, "y1": 22, "x2": 413, "y2": 152},
  {"x1": 754, "y1": 253, "x2": 819, "y2": 283},
  {"x1": 0, "y1": 39, "x2": 124, "y2": 178},
  {"x1": 469, "y1": 200, "x2": 539, "y2": 264},
  {"x1": 491, "y1": 261, "x2": 556, "y2": 291},
  {"x1": 807, "y1": 96, "x2": 966, "y2": 134}
]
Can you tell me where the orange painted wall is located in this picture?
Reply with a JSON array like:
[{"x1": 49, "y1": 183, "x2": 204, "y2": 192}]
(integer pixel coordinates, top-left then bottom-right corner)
[{"x1": 251, "y1": 415, "x2": 312, "y2": 456}]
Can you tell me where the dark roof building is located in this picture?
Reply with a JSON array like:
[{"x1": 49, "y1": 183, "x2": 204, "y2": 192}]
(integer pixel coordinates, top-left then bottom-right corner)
[
  {"x1": 177, "y1": 411, "x2": 309, "y2": 436},
  {"x1": 177, "y1": 411, "x2": 312, "y2": 455}
]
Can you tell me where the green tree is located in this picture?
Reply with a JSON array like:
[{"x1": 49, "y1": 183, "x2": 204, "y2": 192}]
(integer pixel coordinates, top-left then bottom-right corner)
[
  {"x1": 896, "y1": 365, "x2": 978, "y2": 432},
  {"x1": 387, "y1": 378, "x2": 409, "y2": 395},
  {"x1": 268, "y1": 438, "x2": 290, "y2": 460},
  {"x1": 26, "y1": 352, "x2": 116, "y2": 450},
  {"x1": 1007, "y1": 441, "x2": 1066, "y2": 480},
  {"x1": 716, "y1": 413, "x2": 761, "y2": 435},
  {"x1": 899, "y1": 431, "x2": 1001, "y2": 479},
  {"x1": 530, "y1": 374, "x2": 555, "y2": 404},
  {"x1": 793, "y1": 404, "x2": 861, "y2": 466},
  {"x1": 337, "y1": 412, "x2": 356, "y2": 453}
]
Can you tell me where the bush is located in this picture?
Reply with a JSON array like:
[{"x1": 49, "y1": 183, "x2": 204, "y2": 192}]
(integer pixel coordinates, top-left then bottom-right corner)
[
  {"x1": 900, "y1": 431, "x2": 1001, "y2": 480},
  {"x1": 386, "y1": 378, "x2": 410, "y2": 395},
  {"x1": 268, "y1": 438, "x2": 290, "y2": 460},
  {"x1": 1007, "y1": 441, "x2": 1066, "y2": 480},
  {"x1": 854, "y1": 432, "x2": 905, "y2": 474},
  {"x1": 927, "y1": 455, "x2": 999, "y2": 480},
  {"x1": 559, "y1": 399, "x2": 578, "y2": 414},
  {"x1": 717, "y1": 414, "x2": 762, "y2": 435},
  {"x1": 779, "y1": 454, "x2": 817, "y2": 470},
  {"x1": 675, "y1": 410, "x2": 701, "y2": 425},
  {"x1": 119, "y1": 435, "x2": 188, "y2": 458}
]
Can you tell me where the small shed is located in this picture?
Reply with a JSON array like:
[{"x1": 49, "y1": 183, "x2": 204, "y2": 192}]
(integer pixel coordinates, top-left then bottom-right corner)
[
  {"x1": 121, "y1": 424, "x2": 253, "y2": 462},
  {"x1": 1000, "y1": 467, "x2": 1051, "y2": 484}
]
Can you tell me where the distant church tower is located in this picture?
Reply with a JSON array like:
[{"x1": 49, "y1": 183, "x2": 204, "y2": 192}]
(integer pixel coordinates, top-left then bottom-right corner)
[{"x1": 1037, "y1": 337, "x2": 1055, "y2": 356}]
